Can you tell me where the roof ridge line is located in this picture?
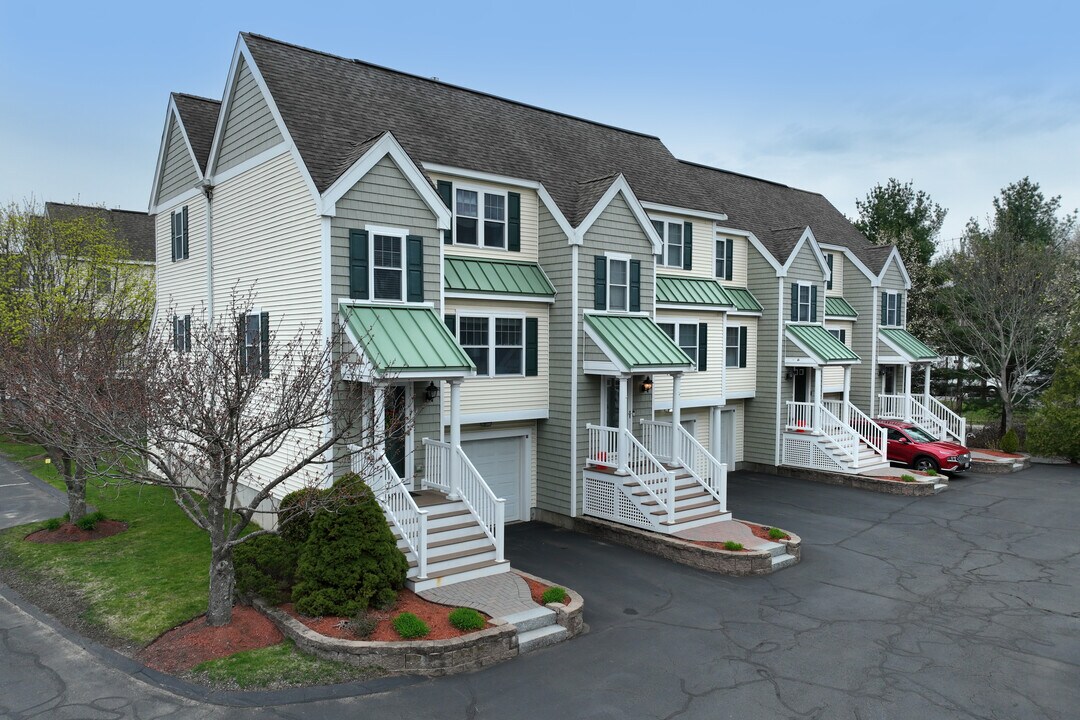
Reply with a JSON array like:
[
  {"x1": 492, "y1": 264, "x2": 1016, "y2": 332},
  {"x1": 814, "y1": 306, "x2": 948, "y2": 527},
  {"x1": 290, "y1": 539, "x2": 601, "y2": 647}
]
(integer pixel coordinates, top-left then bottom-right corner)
[
  {"x1": 677, "y1": 158, "x2": 827, "y2": 198},
  {"x1": 172, "y1": 91, "x2": 221, "y2": 104}
]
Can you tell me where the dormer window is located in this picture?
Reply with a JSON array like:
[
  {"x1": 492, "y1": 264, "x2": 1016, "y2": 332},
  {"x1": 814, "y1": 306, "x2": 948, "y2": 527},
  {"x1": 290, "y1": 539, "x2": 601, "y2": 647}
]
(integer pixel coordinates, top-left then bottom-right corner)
[
  {"x1": 791, "y1": 282, "x2": 817, "y2": 322},
  {"x1": 455, "y1": 187, "x2": 506, "y2": 248},
  {"x1": 881, "y1": 291, "x2": 903, "y2": 326},
  {"x1": 651, "y1": 218, "x2": 692, "y2": 269}
]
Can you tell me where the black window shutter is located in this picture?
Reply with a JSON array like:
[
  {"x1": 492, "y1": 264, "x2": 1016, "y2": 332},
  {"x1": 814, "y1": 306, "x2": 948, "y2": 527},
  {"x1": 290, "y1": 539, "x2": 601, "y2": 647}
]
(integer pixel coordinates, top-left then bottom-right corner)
[
  {"x1": 896, "y1": 293, "x2": 903, "y2": 326},
  {"x1": 525, "y1": 317, "x2": 539, "y2": 376},
  {"x1": 437, "y1": 181, "x2": 453, "y2": 244},
  {"x1": 725, "y1": 239, "x2": 734, "y2": 280},
  {"x1": 810, "y1": 285, "x2": 818, "y2": 322},
  {"x1": 444, "y1": 313, "x2": 456, "y2": 337},
  {"x1": 739, "y1": 326, "x2": 748, "y2": 368},
  {"x1": 696, "y1": 322, "x2": 707, "y2": 372},
  {"x1": 181, "y1": 206, "x2": 189, "y2": 259},
  {"x1": 349, "y1": 229, "x2": 369, "y2": 299},
  {"x1": 594, "y1": 256, "x2": 607, "y2": 310},
  {"x1": 508, "y1": 192, "x2": 521, "y2": 252},
  {"x1": 682, "y1": 221, "x2": 693, "y2": 270},
  {"x1": 880, "y1": 292, "x2": 888, "y2": 325},
  {"x1": 825, "y1": 254, "x2": 833, "y2": 290},
  {"x1": 259, "y1": 312, "x2": 270, "y2": 379},
  {"x1": 839, "y1": 329, "x2": 846, "y2": 344},
  {"x1": 629, "y1": 260, "x2": 641, "y2": 312},
  {"x1": 172, "y1": 316, "x2": 180, "y2": 352},
  {"x1": 406, "y1": 235, "x2": 425, "y2": 302},
  {"x1": 184, "y1": 315, "x2": 191, "y2": 352},
  {"x1": 170, "y1": 212, "x2": 177, "y2": 262},
  {"x1": 790, "y1": 284, "x2": 798, "y2": 321}
]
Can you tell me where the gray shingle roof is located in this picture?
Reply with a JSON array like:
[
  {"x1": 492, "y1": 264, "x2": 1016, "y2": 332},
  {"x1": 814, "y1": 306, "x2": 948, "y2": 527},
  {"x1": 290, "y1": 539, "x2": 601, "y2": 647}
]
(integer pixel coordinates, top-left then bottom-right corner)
[
  {"x1": 45, "y1": 202, "x2": 155, "y2": 262},
  {"x1": 172, "y1": 93, "x2": 220, "y2": 174}
]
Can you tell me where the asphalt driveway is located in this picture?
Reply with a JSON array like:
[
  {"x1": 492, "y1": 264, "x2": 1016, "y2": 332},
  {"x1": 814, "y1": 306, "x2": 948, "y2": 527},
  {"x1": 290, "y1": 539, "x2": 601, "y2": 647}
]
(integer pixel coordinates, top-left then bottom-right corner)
[
  {"x1": 0, "y1": 454, "x2": 67, "y2": 531},
  {"x1": 1, "y1": 463, "x2": 1078, "y2": 719}
]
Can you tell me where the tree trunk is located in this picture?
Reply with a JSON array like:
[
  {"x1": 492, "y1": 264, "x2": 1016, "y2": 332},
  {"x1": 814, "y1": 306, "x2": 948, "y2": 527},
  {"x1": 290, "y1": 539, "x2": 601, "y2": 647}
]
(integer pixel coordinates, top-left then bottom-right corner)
[
  {"x1": 206, "y1": 544, "x2": 235, "y2": 626},
  {"x1": 63, "y1": 457, "x2": 87, "y2": 523},
  {"x1": 999, "y1": 383, "x2": 1014, "y2": 435}
]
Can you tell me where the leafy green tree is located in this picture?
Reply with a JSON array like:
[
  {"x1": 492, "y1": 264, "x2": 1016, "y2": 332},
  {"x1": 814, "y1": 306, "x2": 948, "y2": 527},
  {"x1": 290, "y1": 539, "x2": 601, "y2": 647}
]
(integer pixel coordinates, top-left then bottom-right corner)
[
  {"x1": 1027, "y1": 335, "x2": 1080, "y2": 461},
  {"x1": 853, "y1": 179, "x2": 947, "y2": 338}
]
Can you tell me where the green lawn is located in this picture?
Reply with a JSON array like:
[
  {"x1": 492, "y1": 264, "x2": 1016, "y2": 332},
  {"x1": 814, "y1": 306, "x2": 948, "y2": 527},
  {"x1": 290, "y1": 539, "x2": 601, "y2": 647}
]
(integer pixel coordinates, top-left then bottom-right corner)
[
  {"x1": 0, "y1": 439, "x2": 212, "y2": 645},
  {"x1": 191, "y1": 640, "x2": 379, "y2": 689}
]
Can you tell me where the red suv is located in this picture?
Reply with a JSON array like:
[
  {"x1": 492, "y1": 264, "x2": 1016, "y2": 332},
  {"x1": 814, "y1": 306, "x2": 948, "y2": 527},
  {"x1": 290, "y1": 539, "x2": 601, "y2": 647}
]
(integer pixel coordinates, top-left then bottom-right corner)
[{"x1": 875, "y1": 419, "x2": 971, "y2": 473}]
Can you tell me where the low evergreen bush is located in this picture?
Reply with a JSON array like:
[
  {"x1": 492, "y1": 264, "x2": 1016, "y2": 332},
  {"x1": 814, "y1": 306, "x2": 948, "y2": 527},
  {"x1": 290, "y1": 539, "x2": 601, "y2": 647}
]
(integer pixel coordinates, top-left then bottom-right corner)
[
  {"x1": 540, "y1": 586, "x2": 567, "y2": 604},
  {"x1": 75, "y1": 511, "x2": 106, "y2": 531},
  {"x1": 722, "y1": 541, "x2": 744, "y2": 551},
  {"x1": 234, "y1": 533, "x2": 299, "y2": 605},
  {"x1": 767, "y1": 527, "x2": 787, "y2": 540},
  {"x1": 43, "y1": 517, "x2": 63, "y2": 531},
  {"x1": 448, "y1": 607, "x2": 485, "y2": 631},
  {"x1": 392, "y1": 612, "x2": 429, "y2": 639},
  {"x1": 1000, "y1": 428, "x2": 1020, "y2": 453},
  {"x1": 278, "y1": 487, "x2": 324, "y2": 546}
]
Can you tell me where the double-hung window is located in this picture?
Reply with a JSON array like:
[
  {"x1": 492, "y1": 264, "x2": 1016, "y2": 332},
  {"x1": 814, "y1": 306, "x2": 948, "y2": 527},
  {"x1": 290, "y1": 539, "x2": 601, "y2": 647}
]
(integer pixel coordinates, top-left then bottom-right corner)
[
  {"x1": 173, "y1": 315, "x2": 191, "y2": 353},
  {"x1": 494, "y1": 318, "x2": 524, "y2": 375},
  {"x1": 827, "y1": 328, "x2": 847, "y2": 344},
  {"x1": 825, "y1": 253, "x2": 834, "y2": 290},
  {"x1": 714, "y1": 237, "x2": 733, "y2": 281},
  {"x1": 457, "y1": 316, "x2": 524, "y2": 377},
  {"x1": 455, "y1": 187, "x2": 507, "y2": 248},
  {"x1": 608, "y1": 257, "x2": 629, "y2": 312},
  {"x1": 372, "y1": 232, "x2": 404, "y2": 301},
  {"x1": 240, "y1": 312, "x2": 264, "y2": 376},
  {"x1": 459, "y1": 317, "x2": 489, "y2": 374},
  {"x1": 794, "y1": 283, "x2": 813, "y2": 322},
  {"x1": 725, "y1": 326, "x2": 744, "y2": 368},
  {"x1": 882, "y1": 292, "x2": 902, "y2": 326},
  {"x1": 171, "y1": 206, "x2": 189, "y2": 261},
  {"x1": 652, "y1": 219, "x2": 684, "y2": 268},
  {"x1": 659, "y1": 321, "x2": 700, "y2": 369}
]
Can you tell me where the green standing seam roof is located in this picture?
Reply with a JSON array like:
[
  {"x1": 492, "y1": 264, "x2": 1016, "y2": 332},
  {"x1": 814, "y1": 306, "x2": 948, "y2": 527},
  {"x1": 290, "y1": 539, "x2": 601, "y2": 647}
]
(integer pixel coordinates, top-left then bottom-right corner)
[
  {"x1": 824, "y1": 296, "x2": 858, "y2": 318},
  {"x1": 880, "y1": 327, "x2": 939, "y2": 361},
  {"x1": 655, "y1": 275, "x2": 734, "y2": 307},
  {"x1": 786, "y1": 324, "x2": 861, "y2": 363},
  {"x1": 724, "y1": 286, "x2": 764, "y2": 313},
  {"x1": 444, "y1": 256, "x2": 556, "y2": 297},
  {"x1": 340, "y1": 304, "x2": 475, "y2": 373},
  {"x1": 585, "y1": 314, "x2": 695, "y2": 370}
]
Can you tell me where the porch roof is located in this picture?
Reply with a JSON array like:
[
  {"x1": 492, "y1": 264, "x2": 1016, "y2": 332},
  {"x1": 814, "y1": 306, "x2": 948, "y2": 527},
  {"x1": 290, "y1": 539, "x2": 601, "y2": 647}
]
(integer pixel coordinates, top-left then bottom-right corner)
[
  {"x1": 444, "y1": 256, "x2": 556, "y2": 299},
  {"x1": 879, "y1": 327, "x2": 938, "y2": 361},
  {"x1": 724, "y1": 286, "x2": 763, "y2": 313},
  {"x1": 340, "y1": 303, "x2": 476, "y2": 376},
  {"x1": 656, "y1": 275, "x2": 733, "y2": 308},
  {"x1": 584, "y1": 314, "x2": 695, "y2": 373},
  {"x1": 786, "y1": 323, "x2": 861, "y2": 364},
  {"x1": 824, "y1": 296, "x2": 858, "y2": 318}
]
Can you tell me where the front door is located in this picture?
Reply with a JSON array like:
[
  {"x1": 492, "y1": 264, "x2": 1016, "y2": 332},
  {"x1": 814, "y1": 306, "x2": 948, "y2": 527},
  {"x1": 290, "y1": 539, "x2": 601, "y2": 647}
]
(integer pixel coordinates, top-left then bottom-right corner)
[
  {"x1": 882, "y1": 366, "x2": 897, "y2": 395},
  {"x1": 604, "y1": 377, "x2": 623, "y2": 428},
  {"x1": 384, "y1": 385, "x2": 408, "y2": 480},
  {"x1": 792, "y1": 368, "x2": 810, "y2": 403}
]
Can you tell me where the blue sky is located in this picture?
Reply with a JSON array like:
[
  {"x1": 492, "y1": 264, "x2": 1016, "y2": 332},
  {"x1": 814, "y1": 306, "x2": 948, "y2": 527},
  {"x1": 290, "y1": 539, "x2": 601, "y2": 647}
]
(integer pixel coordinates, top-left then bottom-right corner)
[{"x1": 2, "y1": 1, "x2": 1078, "y2": 247}]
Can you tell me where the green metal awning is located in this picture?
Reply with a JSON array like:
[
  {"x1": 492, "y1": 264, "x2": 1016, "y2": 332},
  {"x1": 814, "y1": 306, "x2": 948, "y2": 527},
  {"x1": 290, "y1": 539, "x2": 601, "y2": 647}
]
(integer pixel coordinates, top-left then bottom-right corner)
[
  {"x1": 656, "y1": 275, "x2": 733, "y2": 307},
  {"x1": 879, "y1": 327, "x2": 938, "y2": 361},
  {"x1": 786, "y1": 324, "x2": 861, "y2": 364},
  {"x1": 444, "y1": 256, "x2": 555, "y2": 298},
  {"x1": 584, "y1": 314, "x2": 695, "y2": 372},
  {"x1": 340, "y1": 304, "x2": 475, "y2": 377},
  {"x1": 824, "y1": 296, "x2": 858, "y2": 318},
  {"x1": 725, "y1": 286, "x2": 763, "y2": 313}
]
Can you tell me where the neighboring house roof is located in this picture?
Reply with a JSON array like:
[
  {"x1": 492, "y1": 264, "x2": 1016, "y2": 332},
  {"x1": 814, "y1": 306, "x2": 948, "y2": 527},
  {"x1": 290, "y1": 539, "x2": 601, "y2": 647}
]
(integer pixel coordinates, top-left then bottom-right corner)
[
  {"x1": 172, "y1": 93, "x2": 221, "y2": 174},
  {"x1": 879, "y1": 327, "x2": 938, "y2": 361},
  {"x1": 725, "y1": 287, "x2": 764, "y2": 313},
  {"x1": 44, "y1": 202, "x2": 155, "y2": 262},
  {"x1": 655, "y1": 275, "x2": 733, "y2": 307},
  {"x1": 584, "y1": 314, "x2": 695, "y2": 372},
  {"x1": 444, "y1": 256, "x2": 555, "y2": 298},
  {"x1": 824, "y1": 296, "x2": 858, "y2": 318},
  {"x1": 786, "y1": 324, "x2": 861, "y2": 364},
  {"x1": 340, "y1": 304, "x2": 475, "y2": 374}
]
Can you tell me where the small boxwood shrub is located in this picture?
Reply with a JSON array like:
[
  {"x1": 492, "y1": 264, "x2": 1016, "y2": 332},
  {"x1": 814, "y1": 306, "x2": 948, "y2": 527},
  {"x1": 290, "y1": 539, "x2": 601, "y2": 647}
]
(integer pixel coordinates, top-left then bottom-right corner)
[
  {"x1": 722, "y1": 541, "x2": 744, "y2": 551},
  {"x1": 448, "y1": 607, "x2": 485, "y2": 631},
  {"x1": 75, "y1": 511, "x2": 106, "y2": 531},
  {"x1": 1000, "y1": 428, "x2": 1020, "y2": 453},
  {"x1": 234, "y1": 533, "x2": 299, "y2": 605},
  {"x1": 392, "y1": 612, "x2": 429, "y2": 639},
  {"x1": 767, "y1": 527, "x2": 787, "y2": 540},
  {"x1": 900, "y1": 474, "x2": 916, "y2": 482},
  {"x1": 43, "y1": 517, "x2": 63, "y2": 531},
  {"x1": 540, "y1": 586, "x2": 567, "y2": 605},
  {"x1": 346, "y1": 611, "x2": 379, "y2": 639}
]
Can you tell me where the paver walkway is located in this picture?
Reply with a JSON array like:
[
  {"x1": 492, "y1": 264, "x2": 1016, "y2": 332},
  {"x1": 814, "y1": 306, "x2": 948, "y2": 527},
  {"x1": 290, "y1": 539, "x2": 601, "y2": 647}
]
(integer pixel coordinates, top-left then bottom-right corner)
[
  {"x1": 418, "y1": 571, "x2": 539, "y2": 619},
  {"x1": 672, "y1": 518, "x2": 777, "y2": 550}
]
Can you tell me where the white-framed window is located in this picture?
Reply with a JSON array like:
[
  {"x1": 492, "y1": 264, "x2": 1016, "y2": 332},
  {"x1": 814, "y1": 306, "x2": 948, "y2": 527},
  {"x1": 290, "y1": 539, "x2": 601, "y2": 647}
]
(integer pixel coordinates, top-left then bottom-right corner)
[
  {"x1": 659, "y1": 321, "x2": 700, "y2": 369},
  {"x1": 173, "y1": 314, "x2": 191, "y2": 353},
  {"x1": 827, "y1": 328, "x2": 847, "y2": 344},
  {"x1": 651, "y1": 218, "x2": 684, "y2": 268},
  {"x1": 725, "y1": 326, "x2": 745, "y2": 368},
  {"x1": 795, "y1": 283, "x2": 813, "y2": 322},
  {"x1": 368, "y1": 225, "x2": 406, "y2": 302},
  {"x1": 882, "y1": 292, "x2": 901, "y2": 326},
  {"x1": 714, "y1": 237, "x2": 732, "y2": 281},
  {"x1": 171, "y1": 206, "x2": 188, "y2": 261},
  {"x1": 456, "y1": 315, "x2": 524, "y2": 377},
  {"x1": 825, "y1": 253, "x2": 835, "y2": 290},
  {"x1": 241, "y1": 312, "x2": 263, "y2": 376},
  {"x1": 454, "y1": 185, "x2": 507, "y2": 249},
  {"x1": 607, "y1": 255, "x2": 630, "y2": 312}
]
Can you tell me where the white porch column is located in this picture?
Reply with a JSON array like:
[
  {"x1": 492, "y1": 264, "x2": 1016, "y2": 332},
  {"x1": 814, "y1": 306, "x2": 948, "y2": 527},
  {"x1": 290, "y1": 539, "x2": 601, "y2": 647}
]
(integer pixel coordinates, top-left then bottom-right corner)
[
  {"x1": 812, "y1": 367, "x2": 823, "y2": 433},
  {"x1": 373, "y1": 384, "x2": 386, "y2": 449},
  {"x1": 843, "y1": 365, "x2": 852, "y2": 423},
  {"x1": 617, "y1": 375, "x2": 629, "y2": 474},
  {"x1": 671, "y1": 373, "x2": 683, "y2": 461},
  {"x1": 903, "y1": 364, "x2": 913, "y2": 420},
  {"x1": 923, "y1": 363, "x2": 932, "y2": 402},
  {"x1": 448, "y1": 379, "x2": 462, "y2": 499}
]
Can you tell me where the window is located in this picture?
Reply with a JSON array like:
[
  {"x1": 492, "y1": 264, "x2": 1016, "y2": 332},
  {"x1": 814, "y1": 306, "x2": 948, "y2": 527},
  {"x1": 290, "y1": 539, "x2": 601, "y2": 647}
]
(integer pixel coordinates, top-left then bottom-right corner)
[
  {"x1": 171, "y1": 206, "x2": 188, "y2": 261},
  {"x1": 715, "y1": 237, "x2": 733, "y2": 281},
  {"x1": 455, "y1": 187, "x2": 506, "y2": 248},
  {"x1": 660, "y1": 321, "x2": 701, "y2": 369},
  {"x1": 825, "y1": 253, "x2": 834, "y2": 290},
  {"x1": 652, "y1": 219, "x2": 684, "y2": 268},
  {"x1": 827, "y1": 328, "x2": 847, "y2": 344},
  {"x1": 608, "y1": 258, "x2": 629, "y2": 312},
  {"x1": 794, "y1": 283, "x2": 813, "y2": 322},
  {"x1": 494, "y1": 318, "x2": 523, "y2": 375},
  {"x1": 173, "y1": 315, "x2": 191, "y2": 353},
  {"x1": 459, "y1": 317, "x2": 489, "y2": 375},
  {"x1": 882, "y1": 292, "x2": 902, "y2": 326},
  {"x1": 372, "y1": 233, "x2": 403, "y2": 301},
  {"x1": 726, "y1": 325, "x2": 748, "y2": 368},
  {"x1": 456, "y1": 316, "x2": 524, "y2": 377},
  {"x1": 241, "y1": 313, "x2": 262, "y2": 376}
]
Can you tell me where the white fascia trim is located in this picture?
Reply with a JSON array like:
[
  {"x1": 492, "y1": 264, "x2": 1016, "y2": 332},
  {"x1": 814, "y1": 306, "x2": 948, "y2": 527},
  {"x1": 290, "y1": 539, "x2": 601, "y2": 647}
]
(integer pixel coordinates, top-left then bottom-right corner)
[
  {"x1": 731, "y1": 228, "x2": 784, "y2": 275},
  {"x1": 210, "y1": 143, "x2": 289, "y2": 186},
  {"x1": 725, "y1": 389, "x2": 757, "y2": 400},
  {"x1": 773, "y1": 276, "x2": 785, "y2": 466},
  {"x1": 582, "y1": 360, "x2": 621, "y2": 375},
  {"x1": 780, "y1": 227, "x2": 830, "y2": 277},
  {"x1": 152, "y1": 186, "x2": 203, "y2": 216},
  {"x1": 321, "y1": 132, "x2": 451, "y2": 229},
  {"x1": 784, "y1": 328, "x2": 861, "y2": 366},
  {"x1": 148, "y1": 98, "x2": 205, "y2": 213},
  {"x1": 575, "y1": 175, "x2": 663, "y2": 254},
  {"x1": 824, "y1": 313, "x2": 858, "y2": 321},
  {"x1": 653, "y1": 395, "x2": 727, "y2": 411},
  {"x1": 321, "y1": 217, "x2": 332, "y2": 345},
  {"x1": 877, "y1": 246, "x2": 913, "y2": 290},
  {"x1": 441, "y1": 407, "x2": 548, "y2": 425},
  {"x1": 640, "y1": 201, "x2": 728, "y2": 223},
  {"x1": 877, "y1": 331, "x2": 920, "y2": 363},
  {"x1": 819, "y1": 243, "x2": 878, "y2": 286},
  {"x1": 445, "y1": 291, "x2": 555, "y2": 304},
  {"x1": 656, "y1": 303, "x2": 731, "y2": 313},
  {"x1": 726, "y1": 310, "x2": 763, "y2": 317}
]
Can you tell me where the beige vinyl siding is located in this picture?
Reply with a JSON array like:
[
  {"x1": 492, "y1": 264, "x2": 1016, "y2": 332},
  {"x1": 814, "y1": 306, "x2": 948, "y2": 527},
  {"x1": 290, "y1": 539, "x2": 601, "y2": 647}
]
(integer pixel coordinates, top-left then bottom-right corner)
[
  {"x1": 330, "y1": 155, "x2": 441, "y2": 309},
  {"x1": 825, "y1": 251, "x2": 844, "y2": 296},
  {"x1": 731, "y1": 400, "x2": 745, "y2": 463},
  {"x1": 216, "y1": 56, "x2": 284, "y2": 174},
  {"x1": 443, "y1": 298, "x2": 549, "y2": 420},
  {"x1": 156, "y1": 116, "x2": 200, "y2": 205},
  {"x1": 743, "y1": 244, "x2": 782, "y2": 467},
  {"x1": 154, "y1": 196, "x2": 207, "y2": 320},
  {"x1": 822, "y1": 320, "x2": 855, "y2": 391},
  {"x1": 653, "y1": 406, "x2": 711, "y2": 447},
  {"x1": 428, "y1": 172, "x2": 540, "y2": 262},
  {"x1": 716, "y1": 234, "x2": 749, "y2": 288},
  {"x1": 652, "y1": 310, "x2": 724, "y2": 404},
  {"x1": 645, "y1": 215, "x2": 748, "y2": 287},
  {"x1": 726, "y1": 317, "x2": 758, "y2": 396}
]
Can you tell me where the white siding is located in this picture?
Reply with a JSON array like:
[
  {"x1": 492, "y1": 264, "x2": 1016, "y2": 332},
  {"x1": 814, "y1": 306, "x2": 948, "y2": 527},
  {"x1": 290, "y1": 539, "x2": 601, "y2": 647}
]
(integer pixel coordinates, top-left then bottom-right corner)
[
  {"x1": 154, "y1": 196, "x2": 207, "y2": 321},
  {"x1": 427, "y1": 172, "x2": 540, "y2": 262}
]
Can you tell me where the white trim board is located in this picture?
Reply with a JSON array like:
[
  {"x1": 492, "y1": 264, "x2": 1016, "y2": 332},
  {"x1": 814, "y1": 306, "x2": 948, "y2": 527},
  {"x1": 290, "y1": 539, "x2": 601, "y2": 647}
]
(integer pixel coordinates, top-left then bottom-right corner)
[{"x1": 575, "y1": 174, "x2": 663, "y2": 253}]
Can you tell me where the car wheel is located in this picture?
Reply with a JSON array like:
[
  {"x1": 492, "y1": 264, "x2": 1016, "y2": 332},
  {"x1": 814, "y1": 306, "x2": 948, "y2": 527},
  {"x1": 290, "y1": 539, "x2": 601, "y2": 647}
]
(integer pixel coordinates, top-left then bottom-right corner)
[{"x1": 913, "y1": 456, "x2": 939, "y2": 473}]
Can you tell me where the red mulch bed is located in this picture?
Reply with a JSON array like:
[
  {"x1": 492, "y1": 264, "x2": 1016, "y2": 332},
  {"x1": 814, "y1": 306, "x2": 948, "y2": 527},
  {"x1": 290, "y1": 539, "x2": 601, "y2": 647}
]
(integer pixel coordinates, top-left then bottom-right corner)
[
  {"x1": 520, "y1": 573, "x2": 569, "y2": 605},
  {"x1": 281, "y1": 589, "x2": 490, "y2": 642},
  {"x1": 24, "y1": 520, "x2": 128, "y2": 544},
  {"x1": 138, "y1": 606, "x2": 283, "y2": 674},
  {"x1": 973, "y1": 448, "x2": 1024, "y2": 459},
  {"x1": 741, "y1": 522, "x2": 790, "y2": 542}
]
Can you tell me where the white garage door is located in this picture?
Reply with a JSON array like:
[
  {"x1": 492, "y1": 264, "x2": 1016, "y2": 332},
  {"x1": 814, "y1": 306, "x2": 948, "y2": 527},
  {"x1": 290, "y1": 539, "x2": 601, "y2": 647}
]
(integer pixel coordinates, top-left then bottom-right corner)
[{"x1": 461, "y1": 436, "x2": 525, "y2": 523}]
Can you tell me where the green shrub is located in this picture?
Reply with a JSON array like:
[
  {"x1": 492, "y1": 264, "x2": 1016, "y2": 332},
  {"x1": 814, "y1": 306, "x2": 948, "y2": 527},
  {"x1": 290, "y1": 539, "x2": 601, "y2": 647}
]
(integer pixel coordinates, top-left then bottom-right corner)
[
  {"x1": 346, "y1": 611, "x2": 379, "y2": 639},
  {"x1": 292, "y1": 476, "x2": 408, "y2": 617},
  {"x1": 540, "y1": 586, "x2": 567, "y2": 605},
  {"x1": 926, "y1": 468, "x2": 938, "y2": 477},
  {"x1": 234, "y1": 534, "x2": 299, "y2": 605},
  {"x1": 75, "y1": 511, "x2": 106, "y2": 531},
  {"x1": 722, "y1": 541, "x2": 744, "y2": 551},
  {"x1": 392, "y1": 612, "x2": 429, "y2": 639},
  {"x1": 900, "y1": 474, "x2": 916, "y2": 482},
  {"x1": 1000, "y1": 428, "x2": 1020, "y2": 454},
  {"x1": 1028, "y1": 341, "x2": 1080, "y2": 460},
  {"x1": 43, "y1": 517, "x2": 63, "y2": 531},
  {"x1": 448, "y1": 607, "x2": 485, "y2": 631},
  {"x1": 278, "y1": 487, "x2": 324, "y2": 546},
  {"x1": 767, "y1": 527, "x2": 787, "y2": 540}
]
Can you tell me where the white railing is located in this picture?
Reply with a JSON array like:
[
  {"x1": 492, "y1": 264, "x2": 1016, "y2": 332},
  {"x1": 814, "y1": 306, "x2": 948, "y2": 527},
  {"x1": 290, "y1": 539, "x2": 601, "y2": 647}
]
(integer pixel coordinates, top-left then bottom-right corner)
[
  {"x1": 639, "y1": 419, "x2": 676, "y2": 463},
  {"x1": 878, "y1": 393, "x2": 908, "y2": 420},
  {"x1": 818, "y1": 402, "x2": 860, "y2": 467},
  {"x1": 878, "y1": 393, "x2": 951, "y2": 442},
  {"x1": 587, "y1": 424, "x2": 620, "y2": 470},
  {"x1": 587, "y1": 424, "x2": 676, "y2": 524},
  {"x1": 925, "y1": 395, "x2": 967, "y2": 445},
  {"x1": 845, "y1": 400, "x2": 887, "y2": 460},
  {"x1": 422, "y1": 438, "x2": 451, "y2": 493},
  {"x1": 455, "y1": 448, "x2": 506, "y2": 562},
  {"x1": 674, "y1": 424, "x2": 728, "y2": 512},
  {"x1": 909, "y1": 396, "x2": 949, "y2": 440},
  {"x1": 349, "y1": 444, "x2": 428, "y2": 579},
  {"x1": 786, "y1": 401, "x2": 817, "y2": 432}
]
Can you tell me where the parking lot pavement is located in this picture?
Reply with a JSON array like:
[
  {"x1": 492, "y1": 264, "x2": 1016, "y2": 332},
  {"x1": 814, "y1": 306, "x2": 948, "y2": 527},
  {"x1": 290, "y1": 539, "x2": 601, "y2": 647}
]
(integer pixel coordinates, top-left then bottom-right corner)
[{"x1": 0, "y1": 454, "x2": 67, "y2": 530}]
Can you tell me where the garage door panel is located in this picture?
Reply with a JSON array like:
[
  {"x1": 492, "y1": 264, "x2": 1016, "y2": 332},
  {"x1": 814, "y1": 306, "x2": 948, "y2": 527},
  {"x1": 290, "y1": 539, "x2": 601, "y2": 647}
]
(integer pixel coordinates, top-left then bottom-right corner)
[{"x1": 462, "y1": 437, "x2": 524, "y2": 522}]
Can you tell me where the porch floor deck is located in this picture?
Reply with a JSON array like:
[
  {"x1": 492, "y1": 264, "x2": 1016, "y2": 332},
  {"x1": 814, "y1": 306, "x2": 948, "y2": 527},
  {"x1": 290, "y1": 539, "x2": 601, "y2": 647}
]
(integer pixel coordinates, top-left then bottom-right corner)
[{"x1": 409, "y1": 489, "x2": 457, "y2": 507}]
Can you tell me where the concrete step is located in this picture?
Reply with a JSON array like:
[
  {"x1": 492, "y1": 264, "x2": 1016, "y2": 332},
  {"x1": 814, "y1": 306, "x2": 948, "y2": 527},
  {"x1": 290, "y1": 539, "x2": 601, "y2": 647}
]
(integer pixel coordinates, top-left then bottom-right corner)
[
  {"x1": 517, "y1": 624, "x2": 569, "y2": 653},
  {"x1": 501, "y1": 606, "x2": 557, "y2": 633},
  {"x1": 407, "y1": 559, "x2": 510, "y2": 591},
  {"x1": 933, "y1": 482, "x2": 949, "y2": 493},
  {"x1": 770, "y1": 553, "x2": 798, "y2": 570}
]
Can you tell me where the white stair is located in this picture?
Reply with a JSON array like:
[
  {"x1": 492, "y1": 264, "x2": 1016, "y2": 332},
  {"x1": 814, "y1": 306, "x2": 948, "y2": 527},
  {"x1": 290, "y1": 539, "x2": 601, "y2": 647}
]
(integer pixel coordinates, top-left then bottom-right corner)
[{"x1": 629, "y1": 472, "x2": 732, "y2": 532}]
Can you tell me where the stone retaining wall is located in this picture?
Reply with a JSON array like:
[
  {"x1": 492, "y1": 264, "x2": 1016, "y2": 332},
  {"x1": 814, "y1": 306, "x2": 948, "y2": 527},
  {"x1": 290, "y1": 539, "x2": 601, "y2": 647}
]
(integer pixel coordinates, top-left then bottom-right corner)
[
  {"x1": 745, "y1": 463, "x2": 942, "y2": 496},
  {"x1": 513, "y1": 570, "x2": 587, "y2": 637}
]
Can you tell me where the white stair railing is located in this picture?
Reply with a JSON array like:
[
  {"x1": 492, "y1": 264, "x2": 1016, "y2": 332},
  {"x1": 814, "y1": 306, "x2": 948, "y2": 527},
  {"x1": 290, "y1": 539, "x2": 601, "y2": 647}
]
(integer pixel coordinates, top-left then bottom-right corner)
[
  {"x1": 454, "y1": 448, "x2": 506, "y2": 562},
  {"x1": 818, "y1": 403, "x2": 861, "y2": 467},
  {"x1": 349, "y1": 444, "x2": 428, "y2": 579},
  {"x1": 877, "y1": 393, "x2": 908, "y2": 420},
  {"x1": 673, "y1": 424, "x2": 728, "y2": 512},
  {"x1": 786, "y1": 401, "x2": 817, "y2": 431},
  {"x1": 587, "y1": 424, "x2": 620, "y2": 470},
  {"x1": 844, "y1": 400, "x2": 887, "y2": 460},
  {"x1": 587, "y1": 424, "x2": 676, "y2": 524},
  {"x1": 908, "y1": 396, "x2": 949, "y2": 440},
  {"x1": 925, "y1": 395, "x2": 967, "y2": 444},
  {"x1": 422, "y1": 438, "x2": 451, "y2": 493},
  {"x1": 639, "y1": 419, "x2": 675, "y2": 463}
]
